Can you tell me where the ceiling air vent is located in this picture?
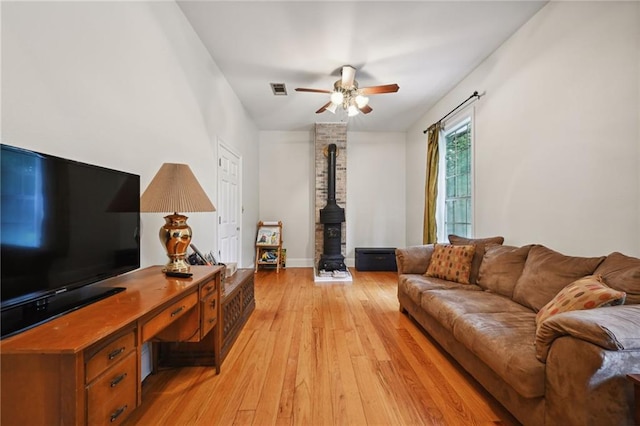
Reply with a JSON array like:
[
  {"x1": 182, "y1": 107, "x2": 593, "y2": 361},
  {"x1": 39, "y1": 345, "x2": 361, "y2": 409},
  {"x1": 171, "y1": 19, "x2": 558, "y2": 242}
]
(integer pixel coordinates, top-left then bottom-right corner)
[{"x1": 270, "y1": 83, "x2": 287, "y2": 96}]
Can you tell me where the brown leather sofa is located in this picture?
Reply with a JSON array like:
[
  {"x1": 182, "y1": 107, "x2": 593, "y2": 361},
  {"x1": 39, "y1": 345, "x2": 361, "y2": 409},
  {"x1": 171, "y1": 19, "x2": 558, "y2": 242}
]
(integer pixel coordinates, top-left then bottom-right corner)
[{"x1": 396, "y1": 237, "x2": 640, "y2": 426}]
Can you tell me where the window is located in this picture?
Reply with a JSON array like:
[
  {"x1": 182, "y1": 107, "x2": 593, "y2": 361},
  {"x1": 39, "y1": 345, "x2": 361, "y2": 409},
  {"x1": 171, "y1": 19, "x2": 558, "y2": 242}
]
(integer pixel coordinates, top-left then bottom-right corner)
[{"x1": 438, "y1": 117, "x2": 473, "y2": 240}]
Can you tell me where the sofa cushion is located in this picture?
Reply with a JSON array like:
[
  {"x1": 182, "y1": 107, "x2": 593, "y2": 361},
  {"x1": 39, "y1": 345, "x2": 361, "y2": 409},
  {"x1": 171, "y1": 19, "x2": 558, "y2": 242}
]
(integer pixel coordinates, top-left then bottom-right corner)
[
  {"x1": 452, "y1": 312, "x2": 545, "y2": 398},
  {"x1": 425, "y1": 244, "x2": 476, "y2": 284},
  {"x1": 512, "y1": 245, "x2": 605, "y2": 312},
  {"x1": 449, "y1": 234, "x2": 505, "y2": 284},
  {"x1": 398, "y1": 274, "x2": 482, "y2": 306},
  {"x1": 420, "y1": 289, "x2": 532, "y2": 332},
  {"x1": 594, "y1": 252, "x2": 640, "y2": 304},
  {"x1": 535, "y1": 275, "x2": 626, "y2": 334},
  {"x1": 477, "y1": 244, "x2": 533, "y2": 298}
]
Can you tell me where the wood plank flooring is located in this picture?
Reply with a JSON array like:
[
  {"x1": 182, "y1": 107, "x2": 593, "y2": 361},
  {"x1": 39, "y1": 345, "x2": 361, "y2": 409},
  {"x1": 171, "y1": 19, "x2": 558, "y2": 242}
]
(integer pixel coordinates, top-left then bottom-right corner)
[{"x1": 123, "y1": 268, "x2": 519, "y2": 426}]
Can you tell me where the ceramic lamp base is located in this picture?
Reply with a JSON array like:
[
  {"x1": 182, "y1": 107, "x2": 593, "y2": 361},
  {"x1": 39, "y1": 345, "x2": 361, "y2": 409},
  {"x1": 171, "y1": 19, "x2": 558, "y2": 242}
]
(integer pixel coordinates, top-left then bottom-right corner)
[{"x1": 160, "y1": 213, "x2": 192, "y2": 273}]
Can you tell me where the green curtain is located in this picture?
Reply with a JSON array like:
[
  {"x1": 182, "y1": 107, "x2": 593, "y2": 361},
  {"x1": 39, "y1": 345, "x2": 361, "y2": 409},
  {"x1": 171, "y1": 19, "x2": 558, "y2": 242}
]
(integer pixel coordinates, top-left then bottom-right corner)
[{"x1": 423, "y1": 122, "x2": 440, "y2": 244}]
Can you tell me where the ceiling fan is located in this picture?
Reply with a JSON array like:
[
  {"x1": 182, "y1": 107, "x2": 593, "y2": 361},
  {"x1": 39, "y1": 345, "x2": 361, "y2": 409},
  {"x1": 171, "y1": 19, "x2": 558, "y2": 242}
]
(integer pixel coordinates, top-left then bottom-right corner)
[{"x1": 295, "y1": 65, "x2": 399, "y2": 117}]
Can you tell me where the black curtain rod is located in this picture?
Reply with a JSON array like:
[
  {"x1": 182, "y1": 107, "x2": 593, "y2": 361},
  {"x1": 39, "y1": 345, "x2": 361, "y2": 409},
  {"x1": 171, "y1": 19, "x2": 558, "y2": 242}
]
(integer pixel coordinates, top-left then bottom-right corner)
[{"x1": 423, "y1": 91, "x2": 480, "y2": 134}]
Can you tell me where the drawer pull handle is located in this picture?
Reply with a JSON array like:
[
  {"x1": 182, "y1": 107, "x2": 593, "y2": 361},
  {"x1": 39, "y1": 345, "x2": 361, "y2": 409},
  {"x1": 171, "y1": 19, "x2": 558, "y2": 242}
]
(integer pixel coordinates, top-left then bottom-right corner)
[
  {"x1": 208, "y1": 318, "x2": 216, "y2": 324},
  {"x1": 170, "y1": 306, "x2": 185, "y2": 317},
  {"x1": 108, "y1": 347, "x2": 125, "y2": 360},
  {"x1": 205, "y1": 284, "x2": 214, "y2": 293},
  {"x1": 210, "y1": 299, "x2": 216, "y2": 309},
  {"x1": 110, "y1": 405, "x2": 128, "y2": 422},
  {"x1": 110, "y1": 373, "x2": 127, "y2": 387}
]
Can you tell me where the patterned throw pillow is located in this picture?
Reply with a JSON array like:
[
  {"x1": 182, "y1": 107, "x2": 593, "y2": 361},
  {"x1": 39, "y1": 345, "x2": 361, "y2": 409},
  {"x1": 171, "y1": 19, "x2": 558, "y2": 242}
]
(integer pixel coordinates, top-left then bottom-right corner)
[
  {"x1": 448, "y1": 234, "x2": 504, "y2": 284},
  {"x1": 535, "y1": 275, "x2": 626, "y2": 332},
  {"x1": 425, "y1": 244, "x2": 476, "y2": 284}
]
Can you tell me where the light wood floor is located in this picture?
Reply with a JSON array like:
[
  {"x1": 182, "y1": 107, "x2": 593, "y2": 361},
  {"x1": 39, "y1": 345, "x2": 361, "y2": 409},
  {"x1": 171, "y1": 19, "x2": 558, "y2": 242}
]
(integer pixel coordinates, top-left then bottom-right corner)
[{"x1": 123, "y1": 268, "x2": 519, "y2": 426}]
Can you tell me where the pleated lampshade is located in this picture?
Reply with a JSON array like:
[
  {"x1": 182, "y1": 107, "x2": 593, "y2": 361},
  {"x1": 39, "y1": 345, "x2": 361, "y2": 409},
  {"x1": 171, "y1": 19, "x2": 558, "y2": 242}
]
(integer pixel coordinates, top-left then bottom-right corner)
[{"x1": 140, "y1": 163, "x2": 215, "y2": 213}]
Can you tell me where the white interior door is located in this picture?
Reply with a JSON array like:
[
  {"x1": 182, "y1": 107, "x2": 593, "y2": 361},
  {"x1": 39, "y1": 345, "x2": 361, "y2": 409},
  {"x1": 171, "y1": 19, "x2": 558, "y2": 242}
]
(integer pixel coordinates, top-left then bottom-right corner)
[{"x1": 217, "y1": 142, "x2": 241, "y2": 264}]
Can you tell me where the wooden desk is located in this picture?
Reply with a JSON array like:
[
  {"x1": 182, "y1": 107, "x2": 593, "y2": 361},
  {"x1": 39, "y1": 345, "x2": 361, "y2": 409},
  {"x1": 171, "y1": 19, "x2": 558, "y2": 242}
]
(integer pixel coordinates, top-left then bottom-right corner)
[
  {"x1": 0, "y1": 265, "x2": 223, "y2": 426},
  {"x1": 156, "y1": 269, "x2": 255, "y2": 368},
  {"x1": 629, "y1": 374, "x2": 640, "y2": 425}
]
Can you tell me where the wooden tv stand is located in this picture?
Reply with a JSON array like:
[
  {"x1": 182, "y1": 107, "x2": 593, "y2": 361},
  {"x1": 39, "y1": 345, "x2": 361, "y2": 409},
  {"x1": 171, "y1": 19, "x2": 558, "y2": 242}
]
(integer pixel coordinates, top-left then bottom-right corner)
[{"x1": 0, "y1": 265, "x2": 223, "y2": 426}]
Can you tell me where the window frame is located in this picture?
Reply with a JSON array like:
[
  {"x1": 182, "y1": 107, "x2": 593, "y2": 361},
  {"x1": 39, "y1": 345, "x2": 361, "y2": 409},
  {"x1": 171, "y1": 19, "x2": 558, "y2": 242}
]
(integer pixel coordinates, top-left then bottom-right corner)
[{"x1": 436, "y1": 108, "x2": 475, "y2": 242}]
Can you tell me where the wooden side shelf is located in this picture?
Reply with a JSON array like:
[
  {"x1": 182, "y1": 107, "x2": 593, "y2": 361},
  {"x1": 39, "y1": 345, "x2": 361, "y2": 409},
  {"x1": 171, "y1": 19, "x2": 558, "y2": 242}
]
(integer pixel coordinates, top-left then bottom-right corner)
[
  {"x1": 221, "y1": 270, "x2": 255, "y2": 363},
  {"x1": 157, "y1": 269, "x2": 255, "y2": 369},
  {"x1": 255, "y1": 221, "x2": 283, "y2": 273}
]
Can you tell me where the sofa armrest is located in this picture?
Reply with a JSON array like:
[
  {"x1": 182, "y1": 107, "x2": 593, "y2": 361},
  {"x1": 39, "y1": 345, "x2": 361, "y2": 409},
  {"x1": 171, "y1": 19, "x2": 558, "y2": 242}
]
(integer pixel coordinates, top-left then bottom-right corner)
[
  {"x1": 395, "y1": 245, "x2": 434, "y2": 275},
  {"x1": 535, "y1": 304, "x2": 640, "y2": 362},
  {"x1": 545, "y1": 336, "x2": 640, "y2": 425}
]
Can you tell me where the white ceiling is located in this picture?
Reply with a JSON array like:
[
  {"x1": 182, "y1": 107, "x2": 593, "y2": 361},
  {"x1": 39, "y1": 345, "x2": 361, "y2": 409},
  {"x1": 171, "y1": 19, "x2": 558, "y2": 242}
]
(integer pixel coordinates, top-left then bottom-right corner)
[{"x1": 178, "y1": 1, "x2": 547, "y2": 132}]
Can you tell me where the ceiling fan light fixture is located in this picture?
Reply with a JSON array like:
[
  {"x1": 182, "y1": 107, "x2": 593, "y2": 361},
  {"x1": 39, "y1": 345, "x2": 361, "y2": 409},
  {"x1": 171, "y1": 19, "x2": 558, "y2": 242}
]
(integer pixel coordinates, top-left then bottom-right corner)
[
  {"x1": 296, "y1": 65, "x2": 399, "y2": 117},
  {"x1": 355, "y1": 94, "x2": 369, "y2": 108},
  {"x1": 330, "y1": 91, "x2": 344, "y2": 105}
]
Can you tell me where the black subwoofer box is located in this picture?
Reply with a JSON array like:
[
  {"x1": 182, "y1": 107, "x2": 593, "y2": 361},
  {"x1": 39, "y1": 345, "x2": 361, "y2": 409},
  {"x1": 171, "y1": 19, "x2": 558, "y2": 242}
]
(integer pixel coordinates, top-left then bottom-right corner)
[{"x1": 354, "y1": 247, "x2": 397, "y2": 271}]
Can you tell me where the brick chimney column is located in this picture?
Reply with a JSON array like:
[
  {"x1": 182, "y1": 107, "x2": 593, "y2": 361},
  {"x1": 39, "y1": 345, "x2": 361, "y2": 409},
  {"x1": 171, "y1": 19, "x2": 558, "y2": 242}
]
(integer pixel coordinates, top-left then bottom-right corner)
[{"x1": 314, "y1": 123, "x2": 347, "y2": 270}]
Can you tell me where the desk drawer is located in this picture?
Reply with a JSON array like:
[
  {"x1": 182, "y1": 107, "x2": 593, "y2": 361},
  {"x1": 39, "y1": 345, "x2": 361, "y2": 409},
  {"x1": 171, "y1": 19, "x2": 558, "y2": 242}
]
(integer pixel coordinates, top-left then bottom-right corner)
[
  {"x1": 201, "y1": 293, "x2": 218, "y2": 337},
  {"x1": 200, "y1": 277, "x2": 217, "y2": 299},
  {"x1": 142, "y1": 292, "x2": 198, "y2": 341},
  {"x1": 86, "y1": 330, "x2": 136, "y2": 383},
  {"x1": 87, "y1": 351, "x2": 137, "y2": 426}
]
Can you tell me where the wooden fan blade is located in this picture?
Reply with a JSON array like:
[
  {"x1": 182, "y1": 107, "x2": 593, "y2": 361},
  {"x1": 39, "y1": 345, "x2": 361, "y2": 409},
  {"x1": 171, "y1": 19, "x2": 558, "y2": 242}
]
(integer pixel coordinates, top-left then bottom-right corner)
[
  {"x1": 316, "y1": 101, "x2": 332, "y2": 114},
  {"x1": 360, "y1": 84, "x2": 400, "y2": 95},
  {"x1": 359, "y1": 105, "x2": 373, "y2": 114},
  {"x1": 295, "y1": 88, "x2": 332, "y2": 94},
  {"x1": 341, "y1": 65, "x2": 356, "y2": 88}
]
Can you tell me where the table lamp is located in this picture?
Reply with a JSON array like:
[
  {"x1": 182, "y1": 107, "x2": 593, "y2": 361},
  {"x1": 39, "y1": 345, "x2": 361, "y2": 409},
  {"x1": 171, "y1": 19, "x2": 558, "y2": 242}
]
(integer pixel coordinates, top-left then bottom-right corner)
[{"x1": 140, "y1": 163, "x2": 215, "y2": 274}]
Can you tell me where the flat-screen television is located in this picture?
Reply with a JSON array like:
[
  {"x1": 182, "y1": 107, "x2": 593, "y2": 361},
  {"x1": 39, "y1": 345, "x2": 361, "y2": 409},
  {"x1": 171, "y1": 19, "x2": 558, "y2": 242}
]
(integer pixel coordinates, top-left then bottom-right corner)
[{"x1": 1, "y1": 144, "x2": 140, "y2": 338}]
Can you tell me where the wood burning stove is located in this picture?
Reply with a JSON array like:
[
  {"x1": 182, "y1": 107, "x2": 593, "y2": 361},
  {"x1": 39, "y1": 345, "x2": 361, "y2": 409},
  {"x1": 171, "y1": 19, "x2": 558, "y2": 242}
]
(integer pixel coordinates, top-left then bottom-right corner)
[{"x1": 318, "y1": 143, "x2": 346, "y2": 272}]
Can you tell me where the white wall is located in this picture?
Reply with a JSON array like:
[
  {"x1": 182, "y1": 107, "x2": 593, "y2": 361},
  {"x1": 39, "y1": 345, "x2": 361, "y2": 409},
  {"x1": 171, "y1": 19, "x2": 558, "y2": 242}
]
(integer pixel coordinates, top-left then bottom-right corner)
[
  {"x1": 346, "y1": 132, "x2": 406, "y2": 259},
  {"x1": 406, "y1": 1, "x2": 640, "y2": 257},
  {"x1": 259, "y1": 129, "x2": 406, "y2": 267},
  {"x1": 2, "y1": 1, "x2": 259, "y2": 268},
  {"x1": 258, "y1": 130, "x2": 315, "y2": 267}
]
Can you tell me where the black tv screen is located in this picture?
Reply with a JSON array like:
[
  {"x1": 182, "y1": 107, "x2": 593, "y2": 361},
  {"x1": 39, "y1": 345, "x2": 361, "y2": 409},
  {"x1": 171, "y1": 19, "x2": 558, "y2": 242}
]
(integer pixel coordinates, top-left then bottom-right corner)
[{"x1": 0, "y1": 144, "x2": 140, "y2": 314}]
